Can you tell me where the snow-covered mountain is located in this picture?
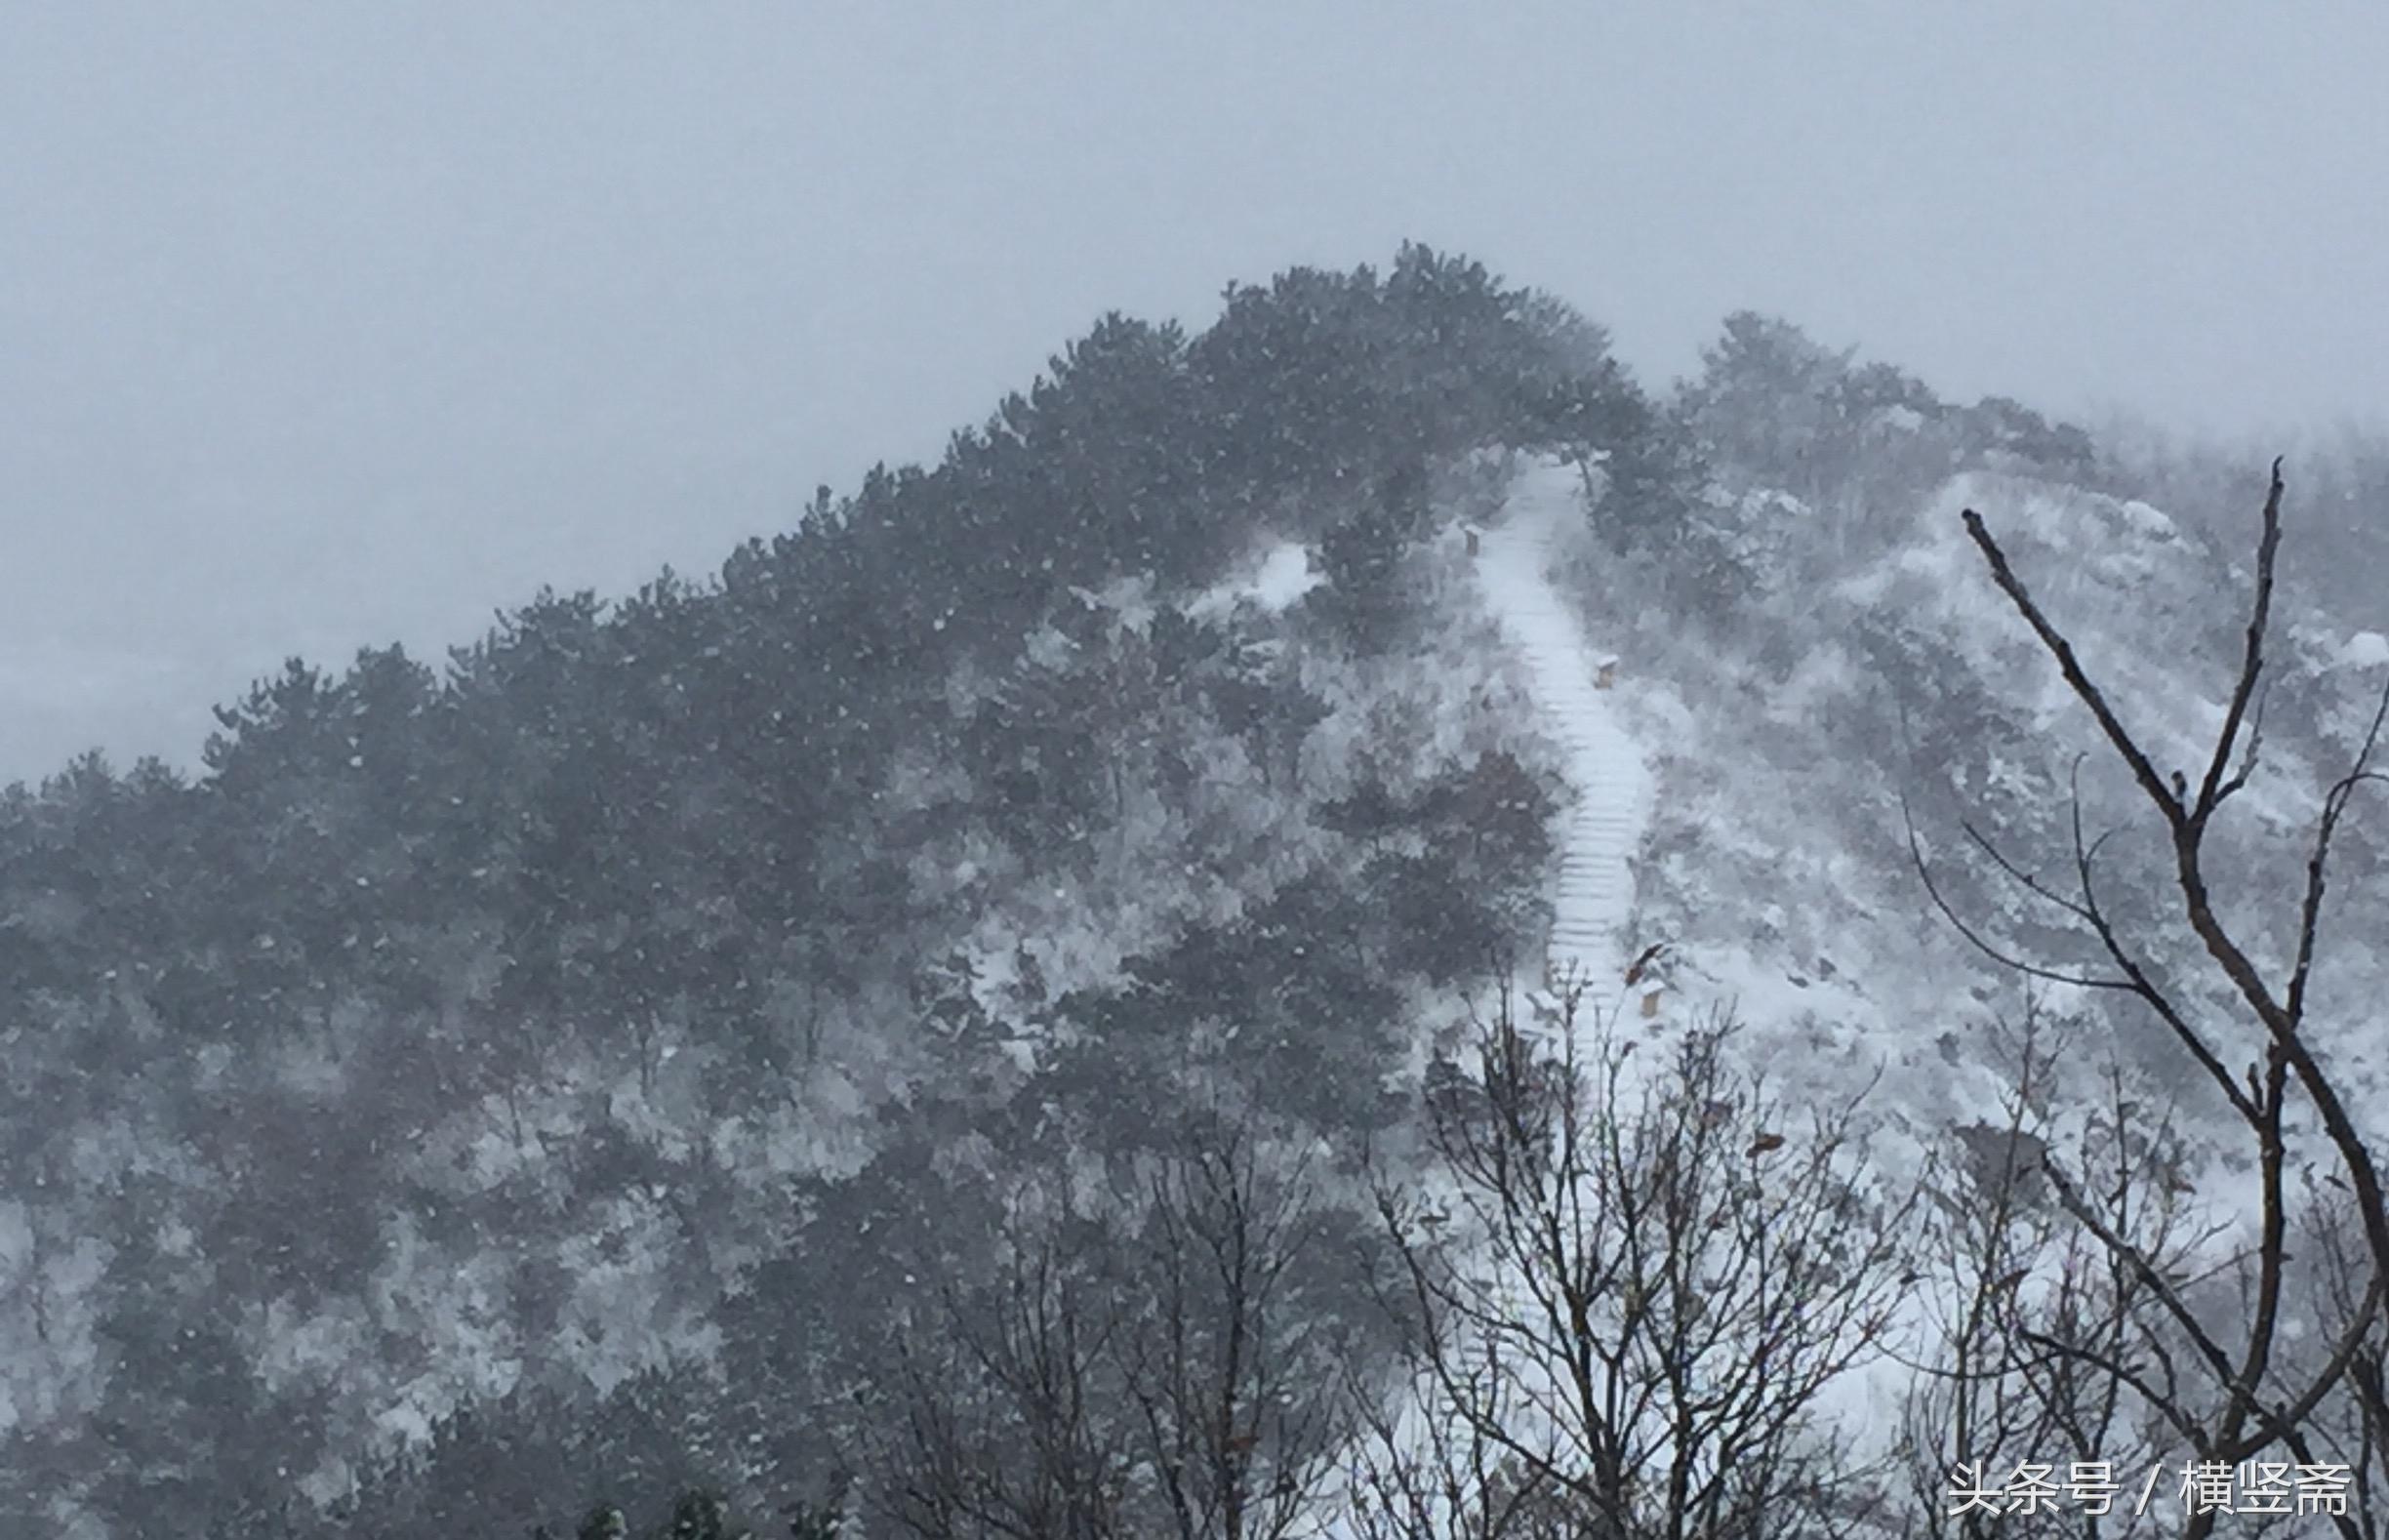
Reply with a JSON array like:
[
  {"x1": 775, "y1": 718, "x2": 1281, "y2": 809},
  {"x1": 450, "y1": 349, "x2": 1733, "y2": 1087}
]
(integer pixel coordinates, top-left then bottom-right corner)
[{"x1": 6, "y1": 259, "x2": 2387, "y2": 1537}]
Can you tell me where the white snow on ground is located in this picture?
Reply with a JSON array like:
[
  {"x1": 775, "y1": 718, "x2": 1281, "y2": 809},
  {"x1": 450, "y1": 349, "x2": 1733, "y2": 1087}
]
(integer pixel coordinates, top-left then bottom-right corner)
[
  {"x1": 1247, "y1": 543, "x2": 1319, "y2": 611},
  {"x1": 2116, "y1": 497, "x2": 2179, "y2": 541},
  {"x1": 1317, "y1": 459, "x2": 1663, "y2": 1535},
  {"x1": 1473, "y1": 457, "x2": 1655, "y2": 1032},
  {"x1": 1322, "y1": 461, "x2": 1971, "y2": 1531},
  {"x1": 2340, "y1": 629, "x2": 2389, "y2": 669},
  {"x1": 1186, "y1": 537, "x2": 1319, "y2": 620}
]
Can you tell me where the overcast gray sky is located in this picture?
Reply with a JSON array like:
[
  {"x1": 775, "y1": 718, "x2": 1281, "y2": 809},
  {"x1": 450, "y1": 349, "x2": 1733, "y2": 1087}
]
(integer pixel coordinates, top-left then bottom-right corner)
[{"x1": 5, "y1": 2, "x2": 2384, "y2": 783}]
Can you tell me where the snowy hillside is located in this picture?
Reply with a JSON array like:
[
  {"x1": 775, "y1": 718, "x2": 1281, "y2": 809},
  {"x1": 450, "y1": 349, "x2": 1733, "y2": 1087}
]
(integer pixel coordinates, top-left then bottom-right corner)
[
  {"x1": 1572, "y1": 460, "x2": 2389, "y2": 1129},
  {"x1": 10, "y1": 260, "x2": 2389, "y2": 1537}
]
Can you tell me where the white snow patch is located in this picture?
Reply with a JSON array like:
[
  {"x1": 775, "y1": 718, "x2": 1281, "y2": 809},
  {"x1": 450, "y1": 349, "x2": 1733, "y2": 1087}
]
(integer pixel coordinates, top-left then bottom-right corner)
[
  {"x1": 1247, "y1": 543, "x2": 1318, "y2": 610},
  {"x1": 2116, "y1": 498, "x2": 2179, "y2": 540},
  {"x1": 1188, "y1": 538, "x2": 1319, "y2": 620},
  {"x1": 2340, "y1": 630, "x2": 2389, "y2": 669}
]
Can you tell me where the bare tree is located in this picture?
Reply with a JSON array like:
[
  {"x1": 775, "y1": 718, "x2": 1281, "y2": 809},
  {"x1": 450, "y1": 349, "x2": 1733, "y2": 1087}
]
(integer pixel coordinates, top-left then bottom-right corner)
[
  {"x1": 1898, "y1": 1006, "x2": 2201, "y2": 1539},
  {"x1": 2297, "y1": 1186, "x2": 2389, "y2": 1540},
  {"x1": 1117, "y1": 1124, "x2": 1356, "y2": 1540},
  {"x1": 1349, "y1": 986, "x2": 1916, "y2": 1540},
  {"x1": 871, "y1": 1231, "x2": 1134, "y2": 1540},
  {"x1": 862, "y1": 1114, "x2": 1359, "y2": 1540},
  {"x1": 1911, "y1": 462, "x2": 2389, "y2": 1538}
]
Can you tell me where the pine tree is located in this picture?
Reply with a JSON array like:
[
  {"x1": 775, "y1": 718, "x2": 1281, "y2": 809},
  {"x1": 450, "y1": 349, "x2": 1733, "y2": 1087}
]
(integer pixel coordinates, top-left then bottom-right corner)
[
  {"x1": 665, "y1": 1490, "x2": 743, "y2": 1539},
  {"x1": 576, "y1": 1503, "x2": 627, "y2": 1540}
]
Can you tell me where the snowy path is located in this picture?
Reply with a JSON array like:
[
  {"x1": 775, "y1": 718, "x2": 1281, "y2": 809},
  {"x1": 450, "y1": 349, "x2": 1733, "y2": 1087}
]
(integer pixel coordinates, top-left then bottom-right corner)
[
  {"x1": 1318, "y1": 467, "x2": 1911, "y2": 1527},
  {"x1": 1311, "y1": 462, "x2": 1661, "y2": 1536},
  {"x1": 1473, "y1": 467, "x2": 1912, "y2": 1468},
  {"x1": 1474, "y1": 459, "x2": 1654, "y2": 1030}
]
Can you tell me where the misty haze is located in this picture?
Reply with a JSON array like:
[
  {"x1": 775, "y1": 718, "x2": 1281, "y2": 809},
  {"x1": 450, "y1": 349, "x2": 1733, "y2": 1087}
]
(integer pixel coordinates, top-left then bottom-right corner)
[{"x1": 6, "y1": 8, "x2": 2389, "y2": 1539}]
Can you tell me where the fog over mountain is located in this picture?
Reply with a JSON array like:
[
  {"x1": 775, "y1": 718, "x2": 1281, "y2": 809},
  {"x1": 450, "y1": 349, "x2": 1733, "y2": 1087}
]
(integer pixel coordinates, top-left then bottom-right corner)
[
  {"x1": 8, "y1": 12, "x2": 2389, "y2": 1540},
  {"x1": 7, "y1": 4, "x2": 2389, "y2": 782}
]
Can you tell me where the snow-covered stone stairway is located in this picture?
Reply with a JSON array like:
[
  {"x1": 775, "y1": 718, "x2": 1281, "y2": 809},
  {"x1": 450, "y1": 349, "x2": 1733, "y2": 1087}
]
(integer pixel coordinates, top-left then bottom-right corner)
[
  {"x1": 1474, "y1": 459, "x2": 1655, "y2": 1032},
  {"x1": 1308, "y1": 463, "x2": 1665, "y2": 1537}
]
